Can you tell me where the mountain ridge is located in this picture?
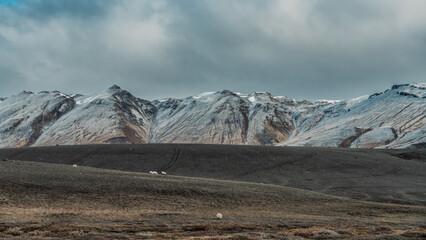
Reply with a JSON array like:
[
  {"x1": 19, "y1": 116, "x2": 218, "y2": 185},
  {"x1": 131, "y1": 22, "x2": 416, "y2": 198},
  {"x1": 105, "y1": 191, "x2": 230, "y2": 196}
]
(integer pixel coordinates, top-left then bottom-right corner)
[{"x1": 0, "y1": 83, "x2": 424, "y2": 148}]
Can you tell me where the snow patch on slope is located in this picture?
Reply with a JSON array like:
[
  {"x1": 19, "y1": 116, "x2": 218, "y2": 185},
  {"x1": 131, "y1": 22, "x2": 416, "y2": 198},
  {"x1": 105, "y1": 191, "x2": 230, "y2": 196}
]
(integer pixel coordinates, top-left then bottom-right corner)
[
  {"x1": 193, "y1": 92, "x2": 215, "y2": 99},
  {"x1": 351, "y1": 127, "x2": 396, "y2": 148}
]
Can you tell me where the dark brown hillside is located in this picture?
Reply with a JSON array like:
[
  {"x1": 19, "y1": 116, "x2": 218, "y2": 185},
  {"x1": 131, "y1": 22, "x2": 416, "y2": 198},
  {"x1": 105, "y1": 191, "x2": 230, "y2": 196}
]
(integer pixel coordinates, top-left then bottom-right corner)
[{"x1": 1, "y1": 144, "x2": 425, "y2": 205}]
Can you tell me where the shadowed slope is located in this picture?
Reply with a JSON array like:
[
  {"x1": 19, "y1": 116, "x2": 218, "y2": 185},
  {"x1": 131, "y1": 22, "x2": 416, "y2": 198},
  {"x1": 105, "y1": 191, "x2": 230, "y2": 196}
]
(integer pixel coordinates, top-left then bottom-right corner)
[{"x1": 1, "y1": 144, "x2": 425, "y2": 205}]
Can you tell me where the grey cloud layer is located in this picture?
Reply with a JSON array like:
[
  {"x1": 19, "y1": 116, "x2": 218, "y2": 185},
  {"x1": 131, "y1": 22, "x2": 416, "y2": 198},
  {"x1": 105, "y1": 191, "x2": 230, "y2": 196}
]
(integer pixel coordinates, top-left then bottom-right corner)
[{"x1": 0, "y1": 0, "x2": 425, "y2": 100}]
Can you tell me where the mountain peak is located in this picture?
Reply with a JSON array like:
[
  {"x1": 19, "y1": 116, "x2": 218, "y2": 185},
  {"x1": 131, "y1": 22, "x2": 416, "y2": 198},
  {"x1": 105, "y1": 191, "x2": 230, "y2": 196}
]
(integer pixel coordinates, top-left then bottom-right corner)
[
  {"x1": 391, "y1": 82, "x2": 426, "y2": 90},
  {"x1": 18, "y1": 90, "x2": 34, "y2": 95},
  {"x1": 108, "y1": 84, "x2": 122, "y2": 91},
  {"x1": 218, "y1": 90, "x2": 237, "y2": 96}
]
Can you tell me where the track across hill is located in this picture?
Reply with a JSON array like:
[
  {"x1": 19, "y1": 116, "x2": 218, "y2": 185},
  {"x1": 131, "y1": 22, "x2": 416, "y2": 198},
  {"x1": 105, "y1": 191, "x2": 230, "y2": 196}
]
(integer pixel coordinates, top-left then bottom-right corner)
[{"x1": 0, "y1": 144, "x2": 425, "y2": 205}]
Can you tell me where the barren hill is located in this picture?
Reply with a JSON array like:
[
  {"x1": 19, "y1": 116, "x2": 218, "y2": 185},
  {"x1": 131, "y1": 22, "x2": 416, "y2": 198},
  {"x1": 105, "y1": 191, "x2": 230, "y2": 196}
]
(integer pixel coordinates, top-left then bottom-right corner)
[{"x1": 1, "y1": 144, "x2": 425, "y2": 205}]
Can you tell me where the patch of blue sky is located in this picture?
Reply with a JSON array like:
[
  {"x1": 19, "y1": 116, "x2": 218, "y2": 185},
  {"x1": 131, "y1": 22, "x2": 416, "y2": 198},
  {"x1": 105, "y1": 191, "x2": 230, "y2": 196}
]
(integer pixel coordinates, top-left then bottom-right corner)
[{"x1": 0, "y1": 0, "x2": 20, "y2": 7}]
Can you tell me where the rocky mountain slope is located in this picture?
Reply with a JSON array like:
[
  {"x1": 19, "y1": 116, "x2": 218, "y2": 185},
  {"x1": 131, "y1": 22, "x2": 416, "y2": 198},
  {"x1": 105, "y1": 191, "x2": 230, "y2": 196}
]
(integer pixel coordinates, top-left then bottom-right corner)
[{"x1": 0, "y1": 83, "x2": 424, "y2": 148}]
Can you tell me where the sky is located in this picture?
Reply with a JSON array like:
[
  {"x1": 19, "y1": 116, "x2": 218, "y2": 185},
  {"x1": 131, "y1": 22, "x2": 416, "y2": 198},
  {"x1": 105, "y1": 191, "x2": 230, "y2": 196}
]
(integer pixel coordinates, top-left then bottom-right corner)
[{"x1": 0, "y1": 0, "x2": 425, "y2": 100}]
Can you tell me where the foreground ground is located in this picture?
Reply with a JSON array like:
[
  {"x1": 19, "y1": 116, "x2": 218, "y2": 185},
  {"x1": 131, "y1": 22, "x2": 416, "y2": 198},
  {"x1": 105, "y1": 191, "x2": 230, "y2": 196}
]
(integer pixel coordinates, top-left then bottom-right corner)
[{"x1": 1, "y1": 159, "x2": 425, "y2": 239}]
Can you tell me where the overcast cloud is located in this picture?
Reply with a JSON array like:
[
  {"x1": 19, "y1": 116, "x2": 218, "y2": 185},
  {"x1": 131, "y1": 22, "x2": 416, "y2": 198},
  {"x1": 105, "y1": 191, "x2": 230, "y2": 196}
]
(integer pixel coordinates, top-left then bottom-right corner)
[{"x1": 0, "y1": 0, "x2": 425, "y2": 100}]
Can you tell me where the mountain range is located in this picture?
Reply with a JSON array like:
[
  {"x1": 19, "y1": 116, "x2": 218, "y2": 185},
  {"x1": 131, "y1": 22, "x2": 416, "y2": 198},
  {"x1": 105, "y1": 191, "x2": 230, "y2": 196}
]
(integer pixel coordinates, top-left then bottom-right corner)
[{"x1": 0, "y1": 83, "x2": 424, "y2": 149}]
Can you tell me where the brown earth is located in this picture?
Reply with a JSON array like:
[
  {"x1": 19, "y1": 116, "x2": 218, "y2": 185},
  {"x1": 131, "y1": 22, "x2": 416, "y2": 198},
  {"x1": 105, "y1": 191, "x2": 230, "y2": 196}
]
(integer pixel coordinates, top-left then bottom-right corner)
[
  {"x1": 0, "y1": 144, "x2": 425, "y2": 239},
  {"x1": 1, "y1": 159, "x2": 425, "y2": 239}
]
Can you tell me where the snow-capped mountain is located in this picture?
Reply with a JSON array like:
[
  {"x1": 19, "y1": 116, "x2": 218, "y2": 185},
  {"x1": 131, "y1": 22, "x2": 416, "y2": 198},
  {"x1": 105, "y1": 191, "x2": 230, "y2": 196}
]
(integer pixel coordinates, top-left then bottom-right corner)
[
  {"x1": 0, "y1": 83, "x2": 424, "y2": 149},
  {"x1": 34, "y1": 85, "x2": 155, "y2": 146},
  {"x1": 0, "y1": 91, "x2": 75, "y2": 147},
  {"x1": 284, "y1": 83, "x2": 426, "y2": 149}
]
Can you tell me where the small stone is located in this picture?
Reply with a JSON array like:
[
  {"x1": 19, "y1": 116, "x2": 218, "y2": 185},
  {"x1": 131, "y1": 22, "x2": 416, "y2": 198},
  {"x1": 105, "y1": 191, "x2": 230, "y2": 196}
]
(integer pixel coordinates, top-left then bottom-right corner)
[{"x1": 135, "y1": 232, "x2": 153, "y2": 237}]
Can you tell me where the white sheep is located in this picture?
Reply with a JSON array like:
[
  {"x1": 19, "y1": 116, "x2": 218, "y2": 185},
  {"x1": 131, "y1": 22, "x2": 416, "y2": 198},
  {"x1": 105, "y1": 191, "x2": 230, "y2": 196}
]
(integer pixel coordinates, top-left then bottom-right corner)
[
  {"x1": 149, "y1": 171, "x2": 158, "y2": 175},
  {"x1": 216, "y1": 213, "x2": 222, "y2": 219},
  {"x1": 161, "y1": 171, "x2": 167, "y2": 175},
  {"x1": 72, "y1": 164, "x2": 78, "y2": 168}
]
